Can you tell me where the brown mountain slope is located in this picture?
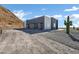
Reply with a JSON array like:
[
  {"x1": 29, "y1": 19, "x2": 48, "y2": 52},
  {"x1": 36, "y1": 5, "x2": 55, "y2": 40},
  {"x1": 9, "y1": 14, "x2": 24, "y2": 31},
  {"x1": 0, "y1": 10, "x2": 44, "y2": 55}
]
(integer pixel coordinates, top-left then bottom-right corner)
[{"x1": 0, "y1": 6, "x2": 24, "y2": 29}]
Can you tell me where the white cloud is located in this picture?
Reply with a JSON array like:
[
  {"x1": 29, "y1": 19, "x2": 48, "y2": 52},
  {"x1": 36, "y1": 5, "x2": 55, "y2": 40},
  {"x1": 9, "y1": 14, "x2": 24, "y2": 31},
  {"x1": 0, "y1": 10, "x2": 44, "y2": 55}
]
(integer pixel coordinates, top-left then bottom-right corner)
[
  {"x1": 64, "y1": 6, "x2": 79, "y2": 12},
  {"x1": 52, "y1": 15, "x2": 63, "y2": 19},
  {"x1": 70, "y1": 14, "x2": 79, "y2": 19},
  {"x1": 70, "y1": 14, "x2": 79, "y2": 27},
  {"x1": 49, "y1": 14, "x2": 79, "y2": 27},
  {"x1": 41, "y1": 8, "x2": 47, "y2": 14},
  {"x1": 41, "y1": 8, "x2": 47, "y2": 11},
  {"x1": 64, "y1": 14, "x2": 79, "y2": 27},
  {"x1": 34, "y1": 15, "x2": 42, "y2": 18},
  {"x1": 73, "y1": 21, "x2": 79, "y2": 27},
  {"x1": 64, "y1": 14, "x2": 79, "y2": 20},
  {"x1": 34, "y1": 15, "x2": 62, "y2": 19},
  {"x1": 13, "y1": 10, "x2": 32, "y2": 21},
  {"x1": 64, "y1": 15, "x2": 68, "y2": 18}
]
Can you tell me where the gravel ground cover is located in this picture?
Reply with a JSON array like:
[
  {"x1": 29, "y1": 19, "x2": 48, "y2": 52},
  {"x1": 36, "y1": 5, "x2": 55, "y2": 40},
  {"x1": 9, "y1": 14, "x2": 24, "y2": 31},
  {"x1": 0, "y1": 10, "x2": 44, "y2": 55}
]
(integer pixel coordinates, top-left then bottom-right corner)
[
  {"x1": 0, "y1": 30, "x2": 79, "y2": 54},
  {"x1": 36, "y1": 30, "x2": 79, "y2": 50}
]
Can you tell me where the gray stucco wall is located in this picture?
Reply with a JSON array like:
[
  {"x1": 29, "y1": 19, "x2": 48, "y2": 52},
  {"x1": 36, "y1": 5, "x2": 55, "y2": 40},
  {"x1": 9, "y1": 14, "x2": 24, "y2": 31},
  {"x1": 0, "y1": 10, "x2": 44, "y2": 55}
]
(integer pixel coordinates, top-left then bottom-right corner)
[
  {"x1": 51, "y1": 17, "x2": 58, "y2": 29},
  {"x1": 56, "y1": 20, "x2": 58, "y2": 29},
  {"x1": 44, "y1": 16, "x2": 51, "y2": 30},
  {"x1": 26, "y1": 16, "x2": 58, "y2": 30},
  {"x1": 27, "y1": 16, "x2": 44, "y2": 24},
  {"x1": 26, "y1": 16, "x2": 44, "y2": 29}
]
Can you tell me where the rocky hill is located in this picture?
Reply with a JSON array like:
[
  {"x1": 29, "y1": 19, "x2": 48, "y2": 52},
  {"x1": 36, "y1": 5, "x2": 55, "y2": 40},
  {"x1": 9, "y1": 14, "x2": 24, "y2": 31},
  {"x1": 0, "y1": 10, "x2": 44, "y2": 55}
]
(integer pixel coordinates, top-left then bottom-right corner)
[{"x1": 0, "y1": 6, "x2": 24, "y2": 29}]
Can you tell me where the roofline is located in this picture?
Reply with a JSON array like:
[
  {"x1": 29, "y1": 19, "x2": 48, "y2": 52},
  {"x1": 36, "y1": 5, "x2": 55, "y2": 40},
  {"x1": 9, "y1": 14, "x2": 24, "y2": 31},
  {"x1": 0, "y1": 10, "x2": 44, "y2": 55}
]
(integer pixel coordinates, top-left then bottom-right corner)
[{"x1": 27, "y1": 15, "x2": 58, "y2": 21}]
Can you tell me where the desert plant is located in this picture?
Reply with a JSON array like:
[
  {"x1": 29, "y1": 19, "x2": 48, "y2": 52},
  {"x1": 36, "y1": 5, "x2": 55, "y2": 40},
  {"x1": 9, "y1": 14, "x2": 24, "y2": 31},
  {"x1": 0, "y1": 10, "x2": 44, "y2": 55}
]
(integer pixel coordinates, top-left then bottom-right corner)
[
  {"x1": 0, "y1": 29, "x2": 2, "y2": 34},
  {"x1": 64, "y1": 16, "x2": 72, "y2": 34}
]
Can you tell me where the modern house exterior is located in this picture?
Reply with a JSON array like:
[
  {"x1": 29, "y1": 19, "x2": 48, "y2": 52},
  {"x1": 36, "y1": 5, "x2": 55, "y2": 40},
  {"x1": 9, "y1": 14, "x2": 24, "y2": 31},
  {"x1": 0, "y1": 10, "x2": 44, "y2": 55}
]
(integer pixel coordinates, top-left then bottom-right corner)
[{"x1": 26, "y1": 16, "x2": 58, "y2": 30}]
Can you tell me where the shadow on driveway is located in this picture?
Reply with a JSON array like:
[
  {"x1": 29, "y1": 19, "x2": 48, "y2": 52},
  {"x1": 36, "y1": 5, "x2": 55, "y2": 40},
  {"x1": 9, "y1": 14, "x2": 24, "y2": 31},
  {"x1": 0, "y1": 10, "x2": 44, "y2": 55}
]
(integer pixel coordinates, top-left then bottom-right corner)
[
  {"x1": 68, "y1": 33, "x2": 79, "y2": 42},
  {"x1": 16, "y1": 28, "x2": 53, "y2": 34}
]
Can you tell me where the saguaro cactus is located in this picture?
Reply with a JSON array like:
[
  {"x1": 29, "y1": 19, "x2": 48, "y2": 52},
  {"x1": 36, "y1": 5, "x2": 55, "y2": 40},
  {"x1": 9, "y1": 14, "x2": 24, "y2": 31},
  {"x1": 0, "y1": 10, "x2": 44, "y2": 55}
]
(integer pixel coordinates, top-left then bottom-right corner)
[{"x1": 64, "y1": 16, "x2": 72, "y2": 34}]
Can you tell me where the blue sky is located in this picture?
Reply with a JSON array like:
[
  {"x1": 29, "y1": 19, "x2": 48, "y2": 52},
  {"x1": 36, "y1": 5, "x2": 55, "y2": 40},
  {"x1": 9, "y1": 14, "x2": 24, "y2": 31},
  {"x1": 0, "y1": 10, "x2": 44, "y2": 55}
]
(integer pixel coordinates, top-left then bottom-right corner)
[{"x1": 1, "y1": 4, "x2": 79, "y2": 28}]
